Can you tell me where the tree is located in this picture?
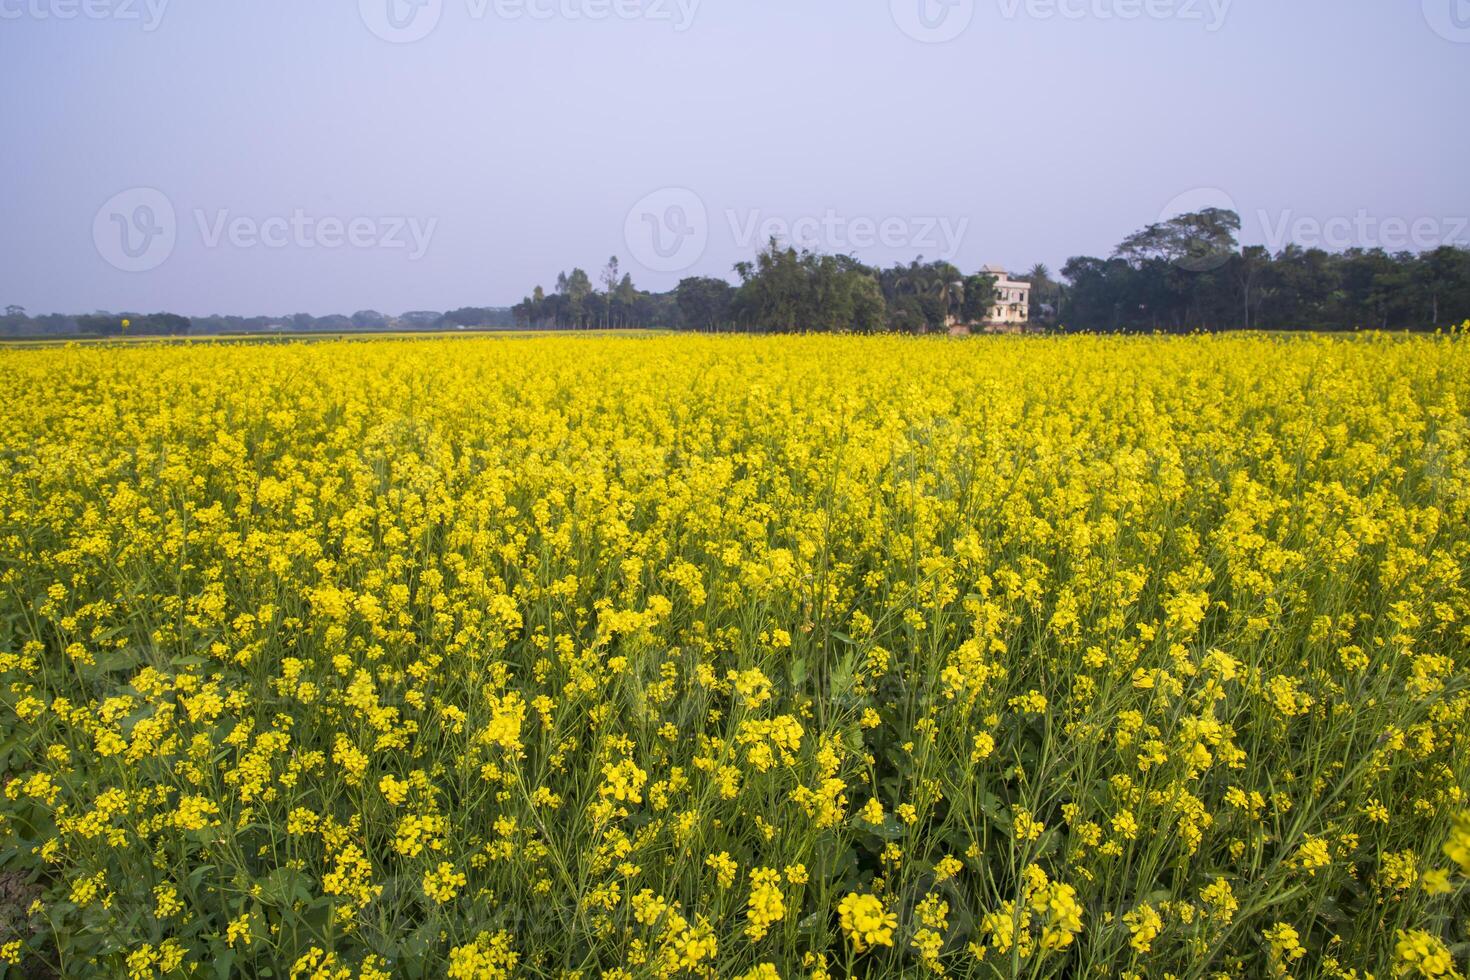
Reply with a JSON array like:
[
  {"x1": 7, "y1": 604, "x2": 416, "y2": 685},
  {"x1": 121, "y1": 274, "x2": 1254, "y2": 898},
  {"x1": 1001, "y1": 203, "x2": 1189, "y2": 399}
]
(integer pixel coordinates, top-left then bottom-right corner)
[
  {"x1": 75, "y1": 312, "x2": 190, "y2": 336},
  {"x1": 1022, "y1": 264, "x2": 1057, "y2": 322},
  {"x1": 1417, "y1": 246, "x2": 1470, "y2": 327},
  {"x1": 732, "y1": 239, "x2": 811, "y2": 332},
  {"x1": 879, "y1": 260, "x2": 964, "y2": 332},
  {"x1": 675, "y1": 277, "x2": 735, "y2": 331},
  {"x1": 1232, "y1": 246, "x2": 1270, "y2": 331},
  {"x1": 518, "y1": 269, "x2": 673, "y2": 331},
  {"x1": 76, "y1": 314, "x2": 120, "y2": 335},
  {"x1": 563, "y1": 268, "x2": 593, "y2": 329},
  {"x1": 600, "y1": 257, "x2": 621, "y2": 329},
  {"x1": 0, "y1": 305, "x2": 28, "y2": 337},
  {"x1": 1255, "y1": 245, "x2": 1335, "y2": 330},
  {"x1": 726, "y1": 241, "x2": 889, "y2": 333},
  {"x1": 1116, "y1": 208, "x2": 1241, "y2": 272},
  {"x1": 809, "y1": 255, "x2": 885, "y2": 333},
  {"x1": 1059, "y1": 256, "x2": 1135, "y2": 332},
  {"x1": 959, "y1": 272, "x2": 997, "y2": 324},
  {"x1": 615, "y1": 274, "x2": 638, "y2": 328}
]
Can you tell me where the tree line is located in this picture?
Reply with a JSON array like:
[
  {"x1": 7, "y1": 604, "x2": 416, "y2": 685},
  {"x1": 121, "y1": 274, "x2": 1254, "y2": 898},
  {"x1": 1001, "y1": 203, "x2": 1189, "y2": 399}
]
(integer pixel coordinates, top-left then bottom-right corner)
[
  {"x1": 0, "y1": 308, "x2": 197, "y2": 338},
  {"x1": 518, "y1": 211, "x2": 1470, "y2": 334},
  {"x1": 0, "y1": 307, "x2": 518, "y2": 338},
  {"x1": 11, "y1": 207, "x2": 1469, "y2": 337},
  {"x1": 513, "y1": 244, "x2": 1003, "y2": 334},
  {"x1": 509, "y1": 259, "x2": 679, "y2": 331},
  {"x1": 1060, "y1": 209, "x2": 1470, "y2": 332}
]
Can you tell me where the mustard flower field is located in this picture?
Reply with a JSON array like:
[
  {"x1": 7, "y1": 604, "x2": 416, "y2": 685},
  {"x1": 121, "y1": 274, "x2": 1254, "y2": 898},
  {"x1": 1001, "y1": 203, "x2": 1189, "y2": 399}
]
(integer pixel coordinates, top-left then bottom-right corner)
[{"x1": 1, "y1": 333, "x2": 1468, "y2": 979}]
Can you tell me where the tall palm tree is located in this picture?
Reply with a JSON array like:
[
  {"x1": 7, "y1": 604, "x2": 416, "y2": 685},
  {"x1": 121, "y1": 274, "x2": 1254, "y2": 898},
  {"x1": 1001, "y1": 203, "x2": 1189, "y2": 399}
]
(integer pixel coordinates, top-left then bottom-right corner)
[
  {"x1": 940, "y1": 279, "x2": 966, "y2": 325},
  {"x1": 1026, "y1": 263, "x2": 1054, "y2": 321}
]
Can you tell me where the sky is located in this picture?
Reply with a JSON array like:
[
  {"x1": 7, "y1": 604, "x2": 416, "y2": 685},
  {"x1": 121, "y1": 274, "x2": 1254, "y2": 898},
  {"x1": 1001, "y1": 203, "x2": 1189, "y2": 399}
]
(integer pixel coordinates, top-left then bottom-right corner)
[{"x1": 1, "y1": 0, "x2": 1468, "y2": 317}]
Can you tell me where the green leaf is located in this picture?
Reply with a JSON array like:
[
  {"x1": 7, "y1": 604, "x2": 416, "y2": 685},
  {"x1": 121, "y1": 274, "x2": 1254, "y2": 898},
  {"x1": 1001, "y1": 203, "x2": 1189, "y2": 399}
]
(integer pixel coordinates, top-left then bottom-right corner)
[{"x1": 259, "y1": 868, "x2": 312, "y2": 908}]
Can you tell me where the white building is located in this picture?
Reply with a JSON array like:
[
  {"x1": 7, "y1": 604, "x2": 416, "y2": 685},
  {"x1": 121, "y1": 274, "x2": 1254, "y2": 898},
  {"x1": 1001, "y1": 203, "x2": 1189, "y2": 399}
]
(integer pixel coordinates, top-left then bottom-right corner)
[{"x1": 982, "y1": 264, "x2": 1031, "y2": 327}]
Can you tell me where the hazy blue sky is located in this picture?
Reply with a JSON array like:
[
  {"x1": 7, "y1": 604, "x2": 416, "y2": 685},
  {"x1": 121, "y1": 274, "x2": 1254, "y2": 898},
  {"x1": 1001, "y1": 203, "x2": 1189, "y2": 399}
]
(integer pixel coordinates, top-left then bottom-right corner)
[{"x1": 2, "y1": 0, "x2": 1468, "y2": 316}]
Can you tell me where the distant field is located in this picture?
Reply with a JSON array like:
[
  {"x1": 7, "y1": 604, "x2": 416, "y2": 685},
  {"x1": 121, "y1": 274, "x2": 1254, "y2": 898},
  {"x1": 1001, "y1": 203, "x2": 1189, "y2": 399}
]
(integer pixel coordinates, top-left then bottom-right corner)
[
  {"x1": 0, "y1": 328, "x2": 671, "y2": 349},
  {"x1": 0, "y1": 333, "x2": 1467, "y2": 978}
]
